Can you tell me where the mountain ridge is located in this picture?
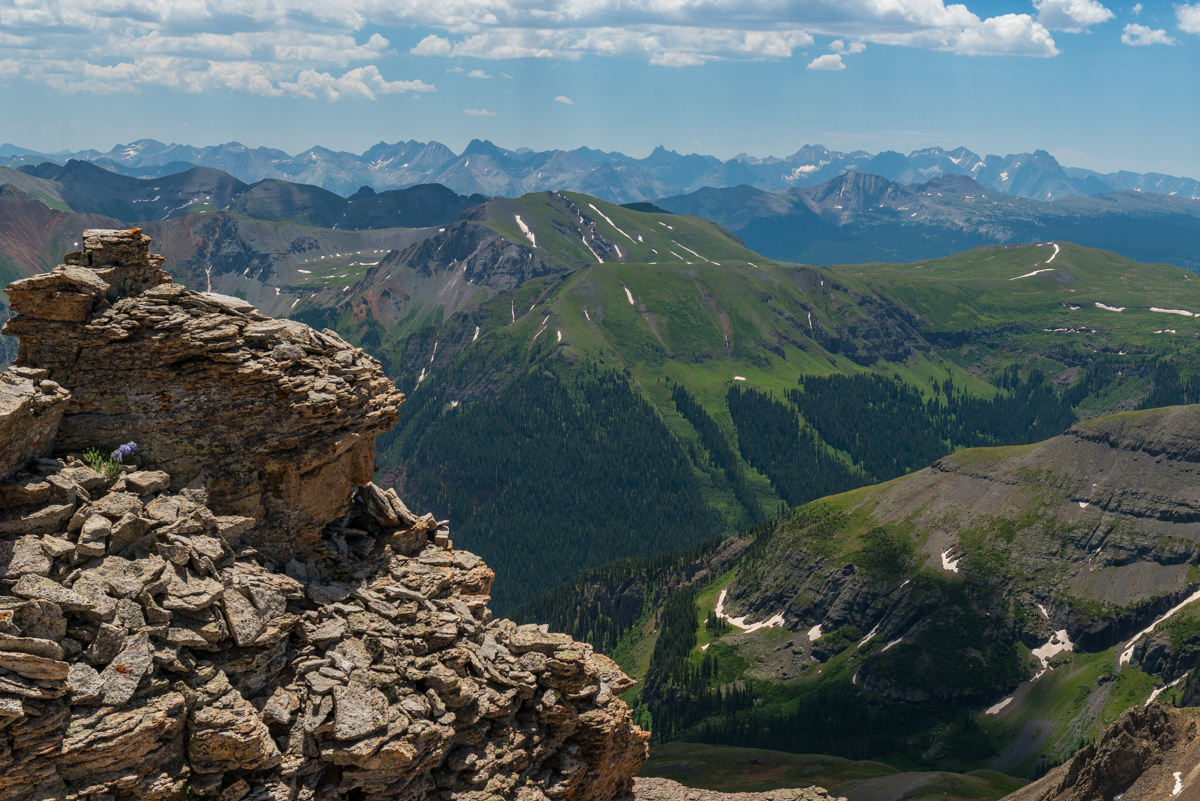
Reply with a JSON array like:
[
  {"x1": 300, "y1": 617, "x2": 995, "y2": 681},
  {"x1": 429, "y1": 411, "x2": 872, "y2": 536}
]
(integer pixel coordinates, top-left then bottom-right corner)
[{"x1": 4, "y1": 139, "x2": 1196, "y2": 204}]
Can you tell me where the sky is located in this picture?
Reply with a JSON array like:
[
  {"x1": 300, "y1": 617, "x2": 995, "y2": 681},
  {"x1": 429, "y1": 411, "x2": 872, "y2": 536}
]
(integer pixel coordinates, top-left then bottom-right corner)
[{"x1": 0, "y1": 0, "x2": 1197, "y2": 177}]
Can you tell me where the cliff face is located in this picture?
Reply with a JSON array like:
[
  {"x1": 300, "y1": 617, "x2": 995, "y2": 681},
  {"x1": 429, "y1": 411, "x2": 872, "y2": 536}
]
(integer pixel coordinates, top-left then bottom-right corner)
[
  {"x1": 3, "y1": 229, "x2": 403, "y2": 562},
  {"x1": 1002, "y1": 702, "x2": 1200, "y2": 801},
  {"x1": 0, "y1": 230, "x2": 648, "y2": 801}
]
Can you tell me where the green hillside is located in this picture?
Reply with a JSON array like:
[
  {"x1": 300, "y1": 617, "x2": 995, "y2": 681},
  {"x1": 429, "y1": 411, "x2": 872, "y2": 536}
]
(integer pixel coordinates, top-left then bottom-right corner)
[
  {"x1": 516, "y1": 403, "x2": 1200, "y2": 781},
  {"x1": 282, "y1": 192, "x2": 1200, "y2": 615}
]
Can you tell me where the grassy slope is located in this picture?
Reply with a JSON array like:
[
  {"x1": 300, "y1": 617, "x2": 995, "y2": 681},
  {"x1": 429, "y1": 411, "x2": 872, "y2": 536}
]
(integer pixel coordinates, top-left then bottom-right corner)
[
  {"x1": 642, "y1": 742, "x2": 1027, "y2": 801},
  {"x1": 839, "y1": 242, "x2": 1200, "y2": 371}
]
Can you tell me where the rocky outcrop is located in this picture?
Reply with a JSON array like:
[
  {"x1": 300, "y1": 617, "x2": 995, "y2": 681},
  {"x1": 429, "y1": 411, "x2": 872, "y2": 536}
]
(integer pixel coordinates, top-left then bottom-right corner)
[
  {"x1": 632, "y1": 779, "x2": 844, "y2": 801},
  {"x1": 0, "y1": 229, "x2": 648, "y2": 801},
  {"x1": 2, "y1": 229, "x2": 404, "y2": 561},
  {"x1": 0, "y1": 458, "x2": 646, "y2": 801},
  {"x1": 0, "y1": 367, "x2": 69, "y2": 480},
  {"x1": 1003, "y1": 702, "x2": 1200, "y2": 801}
]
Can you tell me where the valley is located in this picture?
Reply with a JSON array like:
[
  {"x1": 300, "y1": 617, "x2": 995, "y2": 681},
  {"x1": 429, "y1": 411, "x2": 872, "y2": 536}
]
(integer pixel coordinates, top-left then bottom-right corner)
[{"x1": 4, "y1": 158, "x2": 1200, "y2": 798}]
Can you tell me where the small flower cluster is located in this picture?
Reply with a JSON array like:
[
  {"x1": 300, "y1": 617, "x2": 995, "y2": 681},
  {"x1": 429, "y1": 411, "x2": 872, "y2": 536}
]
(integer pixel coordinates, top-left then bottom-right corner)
[
  {"x1": 111, "y1": 441, "x2": 138, "y2": 462},
  {"x1": 83, "y1": 441, "x2": 139, "y2": 479}
]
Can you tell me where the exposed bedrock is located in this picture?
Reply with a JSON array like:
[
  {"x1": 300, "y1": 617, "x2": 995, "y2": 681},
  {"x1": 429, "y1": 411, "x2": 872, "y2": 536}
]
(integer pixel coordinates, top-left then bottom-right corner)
[
  {"x1": 0, "y1": 229, "x2": 649, "y2": 801},
  {"x1": 3, "y1": 229, "x2": 403, "y2": 561}
]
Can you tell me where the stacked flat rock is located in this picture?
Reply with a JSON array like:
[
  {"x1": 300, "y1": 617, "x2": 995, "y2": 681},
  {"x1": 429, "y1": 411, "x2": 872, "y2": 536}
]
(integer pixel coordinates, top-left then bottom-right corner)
[
  {"x1": 632, "y1": 779, "x2": 845, "y2": 801},
  {"x1": 0, "y1": 230, "x2": 648, "y2": 801},
  {"x1": 0, "y1": 458, "x2": 648, "y2": 801},
  {"x1": 2, "y1": 229, "x2": 404, "y2": 561}
]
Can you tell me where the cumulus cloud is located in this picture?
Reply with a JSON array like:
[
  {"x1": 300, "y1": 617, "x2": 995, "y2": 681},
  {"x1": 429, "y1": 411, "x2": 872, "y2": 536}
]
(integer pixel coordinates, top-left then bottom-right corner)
[
  {"x1": 1132, "y1": 3, "x2": 1142, "y2": 13},
  {"x1": 1121, "y1": 22, "x2": 1177, "y2": 44},
  {"x1": 807, "y1": 53, "x2": 845, "y2": 70},
  {"x1": 829, "y1": 39, "x2": 867, "y2": 54},
  {"x1": 279, "y1": 66, "x2": 435, "y2": 99},
  {"x1": 0, "y1": 0, "x2": 1072, "y2": 97},
  {"x1": 463, "y1": 108, "x2": 496, "y2": 116},
  {"x1": 554, "y1": 95, "x2": 574, "y2": 104},
  {"x1": 1033, "y1": 0, "x2": 1115, "y2": 32},
  {"x1": 1179, "y1": 3, "x2": 1200, "y2": 33}
]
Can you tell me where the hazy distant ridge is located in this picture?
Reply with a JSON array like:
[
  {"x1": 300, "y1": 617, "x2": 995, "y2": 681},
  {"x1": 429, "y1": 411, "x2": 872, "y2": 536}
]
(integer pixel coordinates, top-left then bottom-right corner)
[{"x1": 3, "y1": 139, "x2": 1197, "y2": 205}]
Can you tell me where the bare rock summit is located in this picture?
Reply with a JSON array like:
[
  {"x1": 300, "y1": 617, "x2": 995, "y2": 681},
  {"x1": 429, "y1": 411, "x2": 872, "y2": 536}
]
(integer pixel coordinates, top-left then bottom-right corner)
[
  {"x1": 3, "y1": 228, "x2": 404, "y2": 561},
  {"x1": 0, "y1": 230, "x2": 649, "y2": 801}
]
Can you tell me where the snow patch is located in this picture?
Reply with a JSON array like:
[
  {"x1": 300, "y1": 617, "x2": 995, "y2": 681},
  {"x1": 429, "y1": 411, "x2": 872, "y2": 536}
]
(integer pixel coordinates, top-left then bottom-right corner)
[
  {"x1": 713, "y1": 589, "x2": 786, "y2": 633},
  {"x1": 514, "y1": 215, "x2": 537, "y2": 247},
  {"x1": 1032, "y1": 630, "x2": 1074, "y2": 671},
  {"x1": 1037, "y1": 604, "x2": 1050, "y2": 619},
  {"x1": 1010, "y1": 268, "x2": 1055, "y2": 281},
  {"x1": 1045, "y1": 242, "x2": 1060, "y2": 262},
  {"x1": 582, "y1": 236, "x2": 604, "y2": 263},
  {"x1": 807, "y1": 624, "x2": 823, "y2": 641},
  {"x1": 1145, "y1": 675, "x2": 1185, "y2": 706},
  {"x1": 676, "y1": 242, "x2": 715, "y2": 264},
  {"x1": 583, "y1": 309, "x2": 591, "y2": 322},
  {"x1": 297, "y1": 269, "x2": 311, "y2": 274},
  {"x1": 1174, "y1": 772, "x2": 1183, "y2": 796},
  {"x1": 1079, "y1": 501, "x2": 1089, "y2": 508},
  {"x1": 1151, "y1": 307, "x2": 1199, "y2": 317},
  {"x1": 858, "y1": 625, "x2": 879, "y2": 648},
  {"x1": 1120, "y1": 588, "x2": 1200, "y2": 665},
  {"x1": 985, "y1": 695, "x2": 1014, "y2": 715},
  {"x1": 556, "y1": 329, "x2": 562, "y2": 342},
  {"x1": 1095, "y1": 302, "x2": 1126, "y2": 312},
  {"x1": 588, "y1": 203, "x2": 636, "y2": 242},
  {"x1": 622, "y1": 284, "x2": 635, "y2": 305},
  {"x1": 941, "y1": 549, "x2": 961, "y2": 573},
  {"x1": 733, "y1": 376, "x2": 747, "y2": 381},
  {"x1": 511, "y1": 300, "x2": 516, "y2": 322},
  {"x1": 881, "y1": 638, "x2": 903, "y2": 653}
]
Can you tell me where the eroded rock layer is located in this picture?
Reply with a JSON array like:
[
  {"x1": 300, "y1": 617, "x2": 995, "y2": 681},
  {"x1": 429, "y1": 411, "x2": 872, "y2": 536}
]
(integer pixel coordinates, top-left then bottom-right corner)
[
  {"x1": 1003, "y1": 702, "x2": 1200, "y2": 801},
  {"x1": 0, "y1": 230, "x2": 648, "y2": 801},
  {"x1": 2, "y1": 229, "x2": 403, "y2": 561}
]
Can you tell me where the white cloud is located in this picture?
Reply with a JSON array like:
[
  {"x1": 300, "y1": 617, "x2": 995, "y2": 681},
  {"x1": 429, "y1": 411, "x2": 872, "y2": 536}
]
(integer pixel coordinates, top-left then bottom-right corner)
[
  {"x1": 1121, "y1": 22, "x2": 1178, "y2": 43},
  {"x1": 807, "y1": 53, "x2": 845, "y2": 70},
  {"x1": 278, "y1": 66, "x2": 435, "y2": 100},
  {"x1": 1033, "y1": 0, "x2": 1115, "y2": 31},
  {"x1": 829, "y1": 39, "x2": 866, "y2": 54},
  {"x1": 413, "y1": 35, "x2": 454, "y2": 57},
  {"x1": 463, "y1": 108, "x2": 496, "y2": 116},
  {"x1": 468, "y1": 68, "x2": 492, "y2": 78},
  {"x1": 1132, "y1": 3, "x2": 1143, "y2": 13},
  {"x1": 0, "y1": 0, "x2": 1070, "y2": 99},
  {"x1": 554, "y1": 95, "x2": 574, "y2": 104},
  {"x1": 1179, "y1": 3, "x2": 1200, "y2": 33}
]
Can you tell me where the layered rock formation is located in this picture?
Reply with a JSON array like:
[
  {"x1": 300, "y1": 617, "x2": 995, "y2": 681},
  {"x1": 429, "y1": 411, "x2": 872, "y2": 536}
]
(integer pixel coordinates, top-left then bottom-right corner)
[
  {"x1": 632, "y1": 779, "x2": 844, "y2": 801},
  {"x1": 0, "y1": 230, "x2": 648, "y2": 801},
  {"x1": 3, "y1": 229, "x2": 403, "y2": 561},
  {"x1": 1003, "y1": 702, "x2": 1200, "y2": 801},
  {"x1": 0, "y1": 368, "x2": 69, "y2": 480}
]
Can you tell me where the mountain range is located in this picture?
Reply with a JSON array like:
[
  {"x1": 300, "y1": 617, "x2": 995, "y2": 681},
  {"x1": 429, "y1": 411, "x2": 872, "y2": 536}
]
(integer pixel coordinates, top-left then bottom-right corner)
[
  {"x1": 7, "y1": 154, "x2": 1200, "y2": 795},
  {"x1": 657, "y1": 171, "x2": 1200, "y2": 270},
  {"x1": 3, "y1": 138, "x2": 1197, "y2": 205}
]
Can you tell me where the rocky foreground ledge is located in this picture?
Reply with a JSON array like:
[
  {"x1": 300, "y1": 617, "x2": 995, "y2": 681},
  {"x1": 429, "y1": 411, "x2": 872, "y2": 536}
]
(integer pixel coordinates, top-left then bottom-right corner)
[{"x1": 0, "y1": 230, "x2": 649, "y2": 801}]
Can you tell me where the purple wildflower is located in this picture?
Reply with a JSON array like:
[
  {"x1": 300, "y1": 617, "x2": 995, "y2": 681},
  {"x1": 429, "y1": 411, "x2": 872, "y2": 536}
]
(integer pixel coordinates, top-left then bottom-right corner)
[{"x1": 110, "y1": 441, "x2": 138, "y2": 462}]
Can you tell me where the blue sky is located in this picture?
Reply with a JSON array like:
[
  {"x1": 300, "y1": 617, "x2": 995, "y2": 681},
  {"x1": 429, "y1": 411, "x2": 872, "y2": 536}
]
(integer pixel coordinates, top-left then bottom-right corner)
[{"x1": 0, "y1": 0, "x2": 1197, "y2": 176}]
